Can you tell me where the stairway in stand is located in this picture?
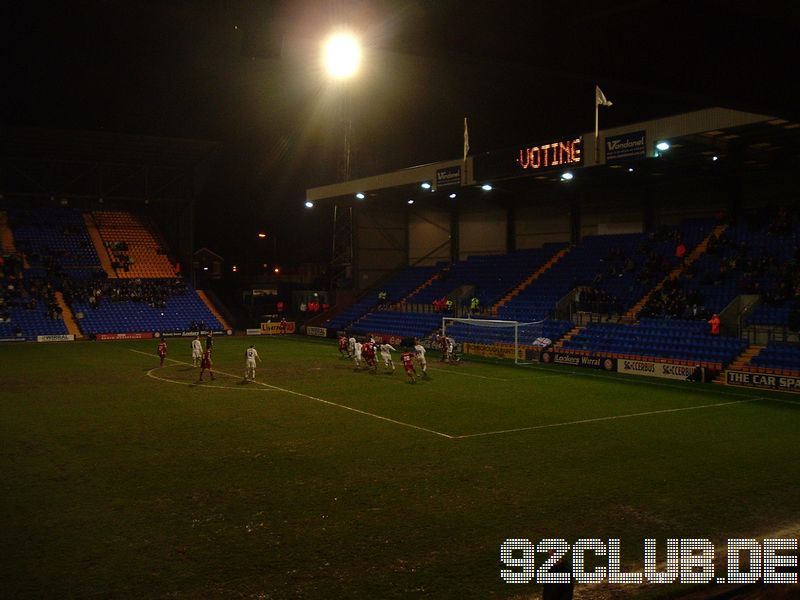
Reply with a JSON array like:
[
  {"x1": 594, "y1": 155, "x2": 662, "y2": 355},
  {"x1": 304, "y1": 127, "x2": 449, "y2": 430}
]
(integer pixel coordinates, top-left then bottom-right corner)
[
  {"x1": 55, "y1": 292, "x2": 83, "y2": 339},
  {"x1": 713, "y1": 345, "x2": 764, "y2": 384},
  {"x1": 623, "y1": 223, "x2": 729, "y2": 322},
  {"x1": 0, "y1": 212, "x2": 17, "y2": 253},
  {"x1": 490, "y1": 246, "x2": 572, "y2": 316},
  {"x1": 83, "y1": 213, "x2": 117, "y2": 278},
  {"x1": 397, "y1": 264, "x2": 450, "y2": 304},
  {"x1": 553, "y1": 325, "x2": 583, "y2": 349},
  {"x1": 197, "y1": 290, "x2": 232, "y2": 331}
]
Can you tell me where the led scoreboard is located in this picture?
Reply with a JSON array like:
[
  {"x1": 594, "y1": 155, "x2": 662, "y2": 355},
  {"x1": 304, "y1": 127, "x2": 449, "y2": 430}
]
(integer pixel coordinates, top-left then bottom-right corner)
[{"x1": 473, "y1": 136, "x2": 583, "y2": 182}]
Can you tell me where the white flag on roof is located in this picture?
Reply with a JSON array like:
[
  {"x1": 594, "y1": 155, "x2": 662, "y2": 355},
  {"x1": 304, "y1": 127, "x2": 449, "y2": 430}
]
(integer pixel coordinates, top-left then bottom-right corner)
[{"x1": 595, "y1": 85, "x2": 613, "y2": 107}]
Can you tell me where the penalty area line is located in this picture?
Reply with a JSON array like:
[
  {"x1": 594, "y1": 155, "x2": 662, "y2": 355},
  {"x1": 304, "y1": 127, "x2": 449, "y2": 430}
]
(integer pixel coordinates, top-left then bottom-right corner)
[
  {"x1": 129, "y1": 349, "x2": 454, "y2": 440},
  {"x1": 452, "y1": 397, "x2": 761, "y2": 439}
]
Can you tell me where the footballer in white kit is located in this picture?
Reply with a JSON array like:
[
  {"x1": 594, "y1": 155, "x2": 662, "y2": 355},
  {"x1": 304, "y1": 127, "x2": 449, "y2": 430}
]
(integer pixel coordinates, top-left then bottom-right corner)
[
  {"x1": 379, "y1": 343, "x2": 396, "y2": 371},
  {"x1": 191, "y1": 335, "x2": 203, "y2": 367},
  {"x1": 244, "y1": 344, "x2": 262, "y2": 381},
  {"x1": 353, "y1": 340, "x2": 363, "y2": 368},
  {"x1": 413, "y1": 340, "x2": 428, "y2": 376}
]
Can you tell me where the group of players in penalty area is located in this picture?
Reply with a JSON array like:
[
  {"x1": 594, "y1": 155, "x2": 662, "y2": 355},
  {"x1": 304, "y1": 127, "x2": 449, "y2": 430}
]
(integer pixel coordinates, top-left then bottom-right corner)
[
  {"x1": 155, "y1": 333, "x2": 263, "y2": 383},
  {"x1": 337, "y1": 333, "x2": 459, "y2": 383},
  {"x1": 155, "y1": 331, "x2": 458, "y2": 386}
]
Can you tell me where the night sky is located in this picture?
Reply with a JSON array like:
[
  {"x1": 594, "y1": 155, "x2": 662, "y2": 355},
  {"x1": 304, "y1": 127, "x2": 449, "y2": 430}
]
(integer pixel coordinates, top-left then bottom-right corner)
[{"x1": 3, "y1": 0, "x2": 799, "y2": 267}]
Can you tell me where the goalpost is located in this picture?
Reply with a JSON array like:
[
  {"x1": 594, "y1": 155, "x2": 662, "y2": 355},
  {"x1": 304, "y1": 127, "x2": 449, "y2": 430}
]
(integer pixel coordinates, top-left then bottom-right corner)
[{"x1": 439, "y1": 316, "x2": 547, "y2": 365}]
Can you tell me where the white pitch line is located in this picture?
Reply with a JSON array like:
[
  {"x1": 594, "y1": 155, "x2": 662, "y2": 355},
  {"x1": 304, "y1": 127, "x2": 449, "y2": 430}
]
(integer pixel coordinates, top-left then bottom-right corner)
[
  {"x1": 130, "y1": 349, "x2": 454, "y2": 439},
  {"x1": 146, "y1": 367, "x2": 279, "y2": 392},
  {"x1": 452, "y1": 398, "x2": 760, "y2": 439},
  {"x1": 425, "y1": 366, "x2": 509, "y2": 381}
]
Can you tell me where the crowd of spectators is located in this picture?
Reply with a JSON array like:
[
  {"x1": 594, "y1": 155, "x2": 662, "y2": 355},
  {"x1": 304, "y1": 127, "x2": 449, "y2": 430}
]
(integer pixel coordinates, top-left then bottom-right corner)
[
  {"x1": 0, "y1": 254, "x2": 63, "y2": 327},
  {"x1": 640, "y1": 207, "x2": 800, "y2": 321},
  {"x1": 62, "y1": 277, "x2": 188, "y2": 310},
  {"x1": 106, "y1": 241, "x2": 133, "y2": 271}
]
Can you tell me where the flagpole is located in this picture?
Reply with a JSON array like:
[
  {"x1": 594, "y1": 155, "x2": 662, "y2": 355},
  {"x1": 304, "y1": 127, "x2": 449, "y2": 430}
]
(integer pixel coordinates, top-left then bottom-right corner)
[{"x1": 594, "y1": 95, "x2": 600, "y2": 165}]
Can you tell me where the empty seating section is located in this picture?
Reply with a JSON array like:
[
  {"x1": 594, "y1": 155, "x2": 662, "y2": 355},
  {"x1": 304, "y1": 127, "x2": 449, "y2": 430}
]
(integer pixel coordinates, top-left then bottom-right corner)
[
  {"x1": 326, "y1": 265, "x2": 440, "y2": 330},
  {"x1": 6, "y1": 206, "x2": 104, "y2": 276},
  {"x1": 407, "y1": 244, "x2": 566, "y2": 308},
  {"x1": 562, "y1": 318, "x2": 747, "y2": 367},
  {"x1": 444, "y1": 319, "x2": 573, "y2": 347},
  {"x1": 748, "y1": 342, "x2": 800, "y2": 373},
  {"x1": 349, "y1": 311, "x2": 442, "y2": 340},
  {"x1": 747, "y1": 305, "x2": 794, "y2": 326},
  {"x1": 93, "y1": 211, "x2": 176, "y2": 278},
  {"x1": 0, "y1": 297, "x2": 69, "y2": 340},
  {"x1": 71, "y1": 280, "x2": 222, "y2": 335}
]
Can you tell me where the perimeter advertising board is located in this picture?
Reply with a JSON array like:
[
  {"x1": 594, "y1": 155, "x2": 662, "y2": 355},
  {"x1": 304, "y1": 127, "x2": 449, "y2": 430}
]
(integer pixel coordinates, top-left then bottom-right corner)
[
  {"x1": 617, "y1": 359, "x2": 698, "y2": 381},
  {"x1": 726, "y1": 370, "x2": 800, "y2": 394},
  {"x1": 260, "y1": 321, "x2": 296, "y2": 335},
  {"x1": 540, "y1": 351, "x2": 616, "y2": 371}
]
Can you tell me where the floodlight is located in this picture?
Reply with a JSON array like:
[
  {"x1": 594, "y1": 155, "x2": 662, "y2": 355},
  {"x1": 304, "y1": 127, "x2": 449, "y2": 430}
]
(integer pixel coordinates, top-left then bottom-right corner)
[
  {"x1": 481, "y1": 184, "x2": 493, "y2": 191},
  {"x1": 323, "y1": 32, "x2": 361, "y2": 80}
]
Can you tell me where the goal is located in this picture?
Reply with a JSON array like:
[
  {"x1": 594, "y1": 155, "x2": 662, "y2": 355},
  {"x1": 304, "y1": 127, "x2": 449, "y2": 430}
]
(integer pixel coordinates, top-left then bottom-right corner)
[{"x1": 439, "y1": 316, "x2": 547, "y2": 365}]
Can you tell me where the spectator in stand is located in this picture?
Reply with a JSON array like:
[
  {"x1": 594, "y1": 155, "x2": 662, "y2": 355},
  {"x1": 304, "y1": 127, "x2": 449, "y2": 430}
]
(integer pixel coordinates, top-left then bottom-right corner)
[
  {"x1": 675, "y1": 240, "x2": 687, "y2": 263},
  {"x1": 708, "y1": 313, "x2": 721, "y2": 336}
]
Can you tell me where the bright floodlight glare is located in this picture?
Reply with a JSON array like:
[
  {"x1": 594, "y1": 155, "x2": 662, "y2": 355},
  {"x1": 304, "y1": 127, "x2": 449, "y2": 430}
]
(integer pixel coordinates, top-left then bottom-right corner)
[
  {"x1": 257, "y1": 232, "x2": 267, "y2": 239},
  {"x1": 323, "y1": 32, "x2": 361, "y2": 80},
  {"x1": 656, "y1": 141, "x2": 670, "y2": 151},
  {"x1": 712, "y1": 155, "x2": 719, "y2": 161},
  {"x1": 561, "y1": 172, "x2": 574, "y2": 181},
  {"x1": 407, "y1": 199, "x2": 414, "y2": 205},
  {"x1": 305, "y1": 201, "x2": 314, "y2": 208},
  {"x1": 628, "y1": 167, "x2": 634, "y2": 173},
  {"x1": 420, "y1": 182, "x2": 431, "y2": 189},
  {"x1": 355, "y1": 192, "x2": 365, "y2": 199},
  {"x1": 449, "y1": 193, "x2": 457, "y2": 199},
  {"x1": 481, "y1": 184, "x2": 493, "y2": 191}
]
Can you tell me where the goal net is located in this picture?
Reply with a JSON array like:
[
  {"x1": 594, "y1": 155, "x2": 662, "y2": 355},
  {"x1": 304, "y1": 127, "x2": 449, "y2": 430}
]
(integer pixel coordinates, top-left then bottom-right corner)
[{"x1": 439, "y1": 317, "x2": 547, "y2": 365}]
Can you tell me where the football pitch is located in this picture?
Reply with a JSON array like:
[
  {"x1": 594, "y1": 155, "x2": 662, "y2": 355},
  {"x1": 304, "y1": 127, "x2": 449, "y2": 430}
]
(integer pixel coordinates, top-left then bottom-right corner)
[{"x1": 2, "y1": 336, "x2": 799, "y2": 598}]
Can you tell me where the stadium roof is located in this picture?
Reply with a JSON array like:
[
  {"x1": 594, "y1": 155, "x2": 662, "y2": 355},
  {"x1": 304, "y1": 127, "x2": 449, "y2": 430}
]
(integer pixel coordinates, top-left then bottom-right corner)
[{"x1": 306, "y1": 107, "x2": 795, "y2": 203}]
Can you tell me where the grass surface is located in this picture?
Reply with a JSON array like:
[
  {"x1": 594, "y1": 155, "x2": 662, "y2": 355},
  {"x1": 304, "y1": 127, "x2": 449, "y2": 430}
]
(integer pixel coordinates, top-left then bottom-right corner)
[{"x1": 1, "y1": 336, "x2": 799, "y2": 598}]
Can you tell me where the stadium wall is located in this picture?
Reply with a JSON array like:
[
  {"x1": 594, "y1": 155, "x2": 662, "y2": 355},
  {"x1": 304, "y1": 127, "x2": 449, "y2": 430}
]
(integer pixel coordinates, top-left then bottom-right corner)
[
  {"x1": 354, "y1": 206, "x2": 407, "y2": 290},
  {"x1": 516, "y1": 200, "x2": 571, "y2": 249},
  {"x1": 458, "y1": 200, "x2": 506, "y2": 259},
  {"x1": 408, "y1": 207, "x2": 450, "y2": 266}
]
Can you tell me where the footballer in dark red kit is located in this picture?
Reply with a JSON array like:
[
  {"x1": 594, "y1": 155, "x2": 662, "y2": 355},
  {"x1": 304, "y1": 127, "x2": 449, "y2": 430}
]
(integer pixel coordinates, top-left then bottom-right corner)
[
  {"x1": 157, "y1": 339, "x2": 167, "y2": 366},
  {"x1": 401, "y1": 350, "x2": 417, "y2": 383}
]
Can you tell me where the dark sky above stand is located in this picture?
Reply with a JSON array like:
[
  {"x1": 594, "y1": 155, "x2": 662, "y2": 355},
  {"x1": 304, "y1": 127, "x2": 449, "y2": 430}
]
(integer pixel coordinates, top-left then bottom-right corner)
[{"x1": 3, "y1": 1, "x2": 799, "y2": 266}]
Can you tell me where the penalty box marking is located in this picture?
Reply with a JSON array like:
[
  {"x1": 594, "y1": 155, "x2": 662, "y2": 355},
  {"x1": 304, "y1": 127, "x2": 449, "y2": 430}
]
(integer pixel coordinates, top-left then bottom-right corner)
[{"x1": 130, "y1": 349, "x2": 454, "y2": 439}]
